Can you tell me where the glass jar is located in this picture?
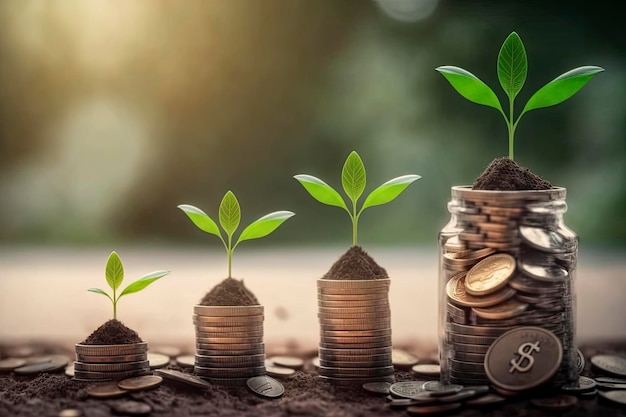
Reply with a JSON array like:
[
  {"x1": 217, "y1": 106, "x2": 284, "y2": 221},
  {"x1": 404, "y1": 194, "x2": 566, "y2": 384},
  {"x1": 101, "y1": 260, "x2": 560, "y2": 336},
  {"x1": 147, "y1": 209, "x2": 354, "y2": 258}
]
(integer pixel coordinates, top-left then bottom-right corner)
[{"x1": 438, "y1": 186, "x2": 578, "y2": 389}]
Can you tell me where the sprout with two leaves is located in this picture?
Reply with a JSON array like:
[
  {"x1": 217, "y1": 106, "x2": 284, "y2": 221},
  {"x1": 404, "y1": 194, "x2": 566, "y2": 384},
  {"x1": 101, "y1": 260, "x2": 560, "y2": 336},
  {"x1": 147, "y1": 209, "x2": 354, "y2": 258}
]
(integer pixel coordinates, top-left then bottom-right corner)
[
  {"x1": 88, "y1": 251, "x2": 170, "y2": 320},
  {"x1": 294, "y1": 151, "x2": 420, "y2": 246},
  {"x1": 178, "y1": 192, "x2": 294, "y2": 278},
  {"x1": 436, "y1": 31, "x2": 603, "y2": 160}
]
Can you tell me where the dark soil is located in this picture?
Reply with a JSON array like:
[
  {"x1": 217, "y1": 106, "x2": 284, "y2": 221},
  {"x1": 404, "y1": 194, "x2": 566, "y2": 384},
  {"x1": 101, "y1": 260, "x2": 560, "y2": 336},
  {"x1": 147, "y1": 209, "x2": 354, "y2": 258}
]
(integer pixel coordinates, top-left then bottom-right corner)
[
  {"x1": 200, "y1": 277, "x2": 260, "y2": 306},
  {"x1": 81, "y1": 320, "x2": 142, "y2": 345},
  {"x1": 472, "y1": 157, "x2": 552, "y2": 191},
  {"x1": 1, "y1": 342, "x2": 625, "y2": 417},
  {"x1": 322, "y1": 246, "x2": 388, "y2": 280}
]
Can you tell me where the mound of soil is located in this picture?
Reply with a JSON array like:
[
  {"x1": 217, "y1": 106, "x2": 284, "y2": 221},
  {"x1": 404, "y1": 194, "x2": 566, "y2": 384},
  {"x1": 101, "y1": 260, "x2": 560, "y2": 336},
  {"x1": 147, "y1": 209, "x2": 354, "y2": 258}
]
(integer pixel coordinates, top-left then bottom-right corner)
[
  {"x1": 200, "y1": 277, "x2": 260, "y2": 306},
  {"x1": 472, "y1": 157, "x2": 552, "y2": 191},
  {"x1": 322, "y1": 246, "x2": 388, "y2": 280},
  {"x1": 81, "y1": 320, "x2": 142, "y2": 345}
]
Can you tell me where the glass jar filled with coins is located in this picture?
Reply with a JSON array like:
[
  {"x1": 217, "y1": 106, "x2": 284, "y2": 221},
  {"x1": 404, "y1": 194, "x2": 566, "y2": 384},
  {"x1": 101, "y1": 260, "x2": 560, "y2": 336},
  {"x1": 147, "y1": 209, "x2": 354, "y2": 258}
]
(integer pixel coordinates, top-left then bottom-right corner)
[{"x1": 438, "y1": 186, "x2": 578, "y2": 391}]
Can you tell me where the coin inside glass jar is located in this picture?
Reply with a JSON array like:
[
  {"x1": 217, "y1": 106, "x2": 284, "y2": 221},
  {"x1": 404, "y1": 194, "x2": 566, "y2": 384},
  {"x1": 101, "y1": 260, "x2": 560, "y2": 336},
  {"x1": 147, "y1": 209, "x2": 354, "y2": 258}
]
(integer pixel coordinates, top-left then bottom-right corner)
[{"x1": 464, "y1": 254, "x2": 516, "y2": 296}]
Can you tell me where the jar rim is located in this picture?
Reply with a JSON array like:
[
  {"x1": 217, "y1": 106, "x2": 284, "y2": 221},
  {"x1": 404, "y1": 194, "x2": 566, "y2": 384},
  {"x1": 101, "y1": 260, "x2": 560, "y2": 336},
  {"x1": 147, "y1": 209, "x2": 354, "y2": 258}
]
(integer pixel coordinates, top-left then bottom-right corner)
[{"x1": 451, "y1": 185, "x2": 566, "y2": 201}]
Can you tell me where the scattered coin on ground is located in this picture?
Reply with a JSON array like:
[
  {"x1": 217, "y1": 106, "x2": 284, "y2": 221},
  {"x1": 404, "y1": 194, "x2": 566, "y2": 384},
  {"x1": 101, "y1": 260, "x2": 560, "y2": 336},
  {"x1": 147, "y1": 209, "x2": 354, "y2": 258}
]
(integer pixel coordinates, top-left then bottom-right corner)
[
  {"x1": 268, "y1": 355, "x2": 304, "y2": 370},
  {"x1": 246, "y1": 375, "x2": 285, "y2": 399},
  {"x1": 391, "y1": 349, "x2": 419, "y2": 370},
  {"x1": 175, "y1": 355, "x2": 195, "y2": 368},
  {"x1": 311, "y1": 357, "x2": 320, "y2": 368},
  {"x1": 154, "y1": 369, "x2": 211, "y2": 389},
  {"x1": 110, "y1": 400, "x2": 152, "y2": 416},
  {"x1": 599, "y1": 390, "x2": 626, "y2": 407},
  {"x1": 65, "y1": 362, "x2": 75, "y2": 377},
  {"x1": 14, "y1": 359, "x2": 67, "y2": 375},
  {"x1": 147, "y1": 353, "x2": 170, "y2": 369},
  {"x1": 266, "y1": 365, "x2": 296, "y2": 378},
  {"x1": 411, "y1": 364, "x2": 440, "y2": 378},
  {"x1": 86, "y1": 382, "x2": 128, "y2": 399},
  {"x1": 0, "y1": 358, "x2": 26, "y2": 371},
  {"x1": 390, "y1": 381, "x2": 427, "y2": 399},
  {"x1": 118, "y1": 375, "x2": 163, "y2": 391},
  {"x1": 465, "y1": 393, "x2": 506, "y2": 407},
  {"x1": 58, "y1": 409, "x2": 81, "y2": 417},
  {"x1": 362, "y1": 381, "x2": 392, "y2": 395},
  {"x1": 591, "y1": 355, "x2": 626, "y2": 378},
  {"x1": 531, "y1": 395, "x2": 578, "y2": 411}
]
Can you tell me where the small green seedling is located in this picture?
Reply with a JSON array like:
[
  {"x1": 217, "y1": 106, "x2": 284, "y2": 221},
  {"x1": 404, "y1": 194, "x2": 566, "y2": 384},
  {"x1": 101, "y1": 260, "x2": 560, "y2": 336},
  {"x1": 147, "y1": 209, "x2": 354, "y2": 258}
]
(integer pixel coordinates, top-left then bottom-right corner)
[
  {"x1": 436, "y1": 31, "x2": 603, "y2": 160},
  {"x1": 294, "y1": 151, "x2": 420, "y2": 246},
  {"x1": 178, "y1": 191, "x2": 294, "y2": 278},
  {"x1": 88, "y1": 251, "x2": 170, "y2": 320}
]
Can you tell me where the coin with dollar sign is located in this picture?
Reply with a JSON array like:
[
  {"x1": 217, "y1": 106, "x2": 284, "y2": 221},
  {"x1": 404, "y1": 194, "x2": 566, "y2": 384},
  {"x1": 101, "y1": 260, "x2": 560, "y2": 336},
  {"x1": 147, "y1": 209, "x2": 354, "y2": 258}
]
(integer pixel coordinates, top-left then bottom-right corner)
[{"x1": 484, "y1": 326, "x2": 563, "y2": 391}]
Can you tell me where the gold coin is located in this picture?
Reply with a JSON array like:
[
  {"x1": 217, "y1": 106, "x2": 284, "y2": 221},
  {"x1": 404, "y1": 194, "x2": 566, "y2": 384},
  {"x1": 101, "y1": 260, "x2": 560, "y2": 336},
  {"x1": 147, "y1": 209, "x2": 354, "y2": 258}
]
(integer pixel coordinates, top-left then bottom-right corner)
[
  {"x1": 465, "y1": 254, "x2": 516, "y2": 296},
  {"x1": 446, "y1": 272, "x2": 516, "y2": 308}
]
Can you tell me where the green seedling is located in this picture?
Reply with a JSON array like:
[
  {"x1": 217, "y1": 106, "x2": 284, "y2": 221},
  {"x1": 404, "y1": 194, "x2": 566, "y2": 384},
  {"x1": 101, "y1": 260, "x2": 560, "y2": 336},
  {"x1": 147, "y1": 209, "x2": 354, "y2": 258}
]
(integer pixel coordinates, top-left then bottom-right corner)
[
  {"x1": 436, "y1": 31, "x2": 603, "y2": 160},
  {"x1": 178, "y1": 191, "x2": 294, "y2": 278},
  {"x1": 294, "y1": 150, "x2": 420, "y2": 246},
  {"x1": 88, "y1": 251, "x2": 170, "y2": 320}
]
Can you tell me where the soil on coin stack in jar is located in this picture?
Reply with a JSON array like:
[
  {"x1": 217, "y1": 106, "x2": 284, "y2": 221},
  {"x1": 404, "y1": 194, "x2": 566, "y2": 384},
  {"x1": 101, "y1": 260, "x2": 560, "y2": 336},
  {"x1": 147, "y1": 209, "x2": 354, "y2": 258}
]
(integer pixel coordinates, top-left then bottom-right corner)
[
  {"x1": 440, "y1": 156, "x2": 579, "y2": 390},
  {"x1": 193, "y1": 277, "x2": 267, "y2": 385},
  {"x1": 317, "y1": 245, "x2": 395, "y2": 386}
]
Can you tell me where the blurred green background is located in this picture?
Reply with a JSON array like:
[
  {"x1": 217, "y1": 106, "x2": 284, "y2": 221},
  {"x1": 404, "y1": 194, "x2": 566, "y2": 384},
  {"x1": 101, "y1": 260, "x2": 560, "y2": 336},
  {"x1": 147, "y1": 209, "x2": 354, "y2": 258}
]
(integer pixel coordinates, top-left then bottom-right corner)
[{"x1": 0, "y1": 0, "x2": 624, "y2": 249}]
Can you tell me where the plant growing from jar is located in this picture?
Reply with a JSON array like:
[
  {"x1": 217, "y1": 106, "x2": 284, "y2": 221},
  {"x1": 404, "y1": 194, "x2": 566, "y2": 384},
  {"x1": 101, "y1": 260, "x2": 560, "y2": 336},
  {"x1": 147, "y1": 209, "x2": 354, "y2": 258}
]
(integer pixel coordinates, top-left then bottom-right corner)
[{"x1": 434, "y1": 31, "x2": 603, "y2": 389}]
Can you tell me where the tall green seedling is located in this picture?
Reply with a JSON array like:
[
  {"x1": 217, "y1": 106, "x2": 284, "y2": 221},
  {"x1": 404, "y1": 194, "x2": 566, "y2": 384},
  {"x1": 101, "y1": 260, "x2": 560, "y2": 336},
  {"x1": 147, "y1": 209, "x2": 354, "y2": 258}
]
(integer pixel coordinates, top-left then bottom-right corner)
[
  {"x1": 88, "y1": 251, "x2": 170, "y2": 320},
  {"x1": 178, "y1": 191, "x2": 294, "y2": 278},
  {"x1": 436, "y1": 31, "x2": 603, "y2": 160},
  {"x1": 294, "y1": 151, "x2": 420, "y2": 246}
]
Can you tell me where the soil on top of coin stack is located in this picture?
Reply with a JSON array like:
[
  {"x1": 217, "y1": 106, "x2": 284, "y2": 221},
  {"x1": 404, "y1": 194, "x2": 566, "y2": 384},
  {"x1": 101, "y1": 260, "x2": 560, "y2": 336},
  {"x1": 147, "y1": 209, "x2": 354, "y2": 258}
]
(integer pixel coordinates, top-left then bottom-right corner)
[
  {"x1": 322, "y1": 245, "x2": 388, "y2": 280},
  {"x1": 472, "y1": 157, "x2": 552, "y2": 191},
  {"x1": 200, "y1": 277, "x2": 260, "y2": 306},
  {"x1": 82, "y1": 319, "x2": 143, "y2": 345}
]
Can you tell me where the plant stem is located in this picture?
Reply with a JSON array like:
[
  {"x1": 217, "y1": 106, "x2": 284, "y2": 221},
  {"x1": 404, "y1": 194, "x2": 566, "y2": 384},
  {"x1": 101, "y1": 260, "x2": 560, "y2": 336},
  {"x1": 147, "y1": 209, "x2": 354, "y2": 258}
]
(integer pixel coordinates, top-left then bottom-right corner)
[
  {"x1": 113, "y1": 288, "x2": 117, "y2": 320},
  {"x1": 227, "y1": 235, "x2": 233, "y2": 278},
  {"x1": 352, "y1": 202, "x2": 358, "y2": 246},
  {"x1": 508, "y1": 97, "x2": 515, "y2": 160}
]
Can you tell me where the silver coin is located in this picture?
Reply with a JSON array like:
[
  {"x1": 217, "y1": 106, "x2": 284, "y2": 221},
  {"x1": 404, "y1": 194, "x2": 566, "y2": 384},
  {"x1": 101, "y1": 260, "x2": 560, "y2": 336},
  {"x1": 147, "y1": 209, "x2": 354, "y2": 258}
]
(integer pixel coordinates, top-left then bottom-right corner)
[
  {"x1": 196, "y1": 336, "x2": 264, "y2": 345},
  {"x1": 447, "y1": 322, "x2": 514, "y2": 336},
  {"x1": 75, "y1": 343, "x2": 148, "y2": 356},
  {"x1": 390, "y1": 381, "x2": 428, "y2": 399},
  {"x1": 590, "y1": 355, "x2": 626, "y2": 378},
  {"x1": 319, "y1": 340, "x2": 391, "y2": 349},
  {"x1": 265, "y1": 365, "x2": 295, "y2": 378},
  {"x1": 508, "y1": 274, "x2": 562, "y2": 294},
  {"x1": 147, "y1": 353, "x2": 170, "y2": 370},
  {"x1": 519, "y1": 261, "x2": 568, "y2": 282},
  {"x1": 196, "y1": 346, "x2": 265, "y2": 356},
  {"x1": 0, "y1": 358, "x2": 26, "y2": 371},
  {"x1": 176, "y1": 355, "x2": 195, "y2": 368},
  {"x1": 14, "y1": 358, "x2": 68, "y2": 375},
  {"x1": 484, "y1": 326, "x2": 563, "y2": 391},
  {"x1": 411, "y1": 364, "x2": 440, "y2": 377},
  {"x1": 195, "y1": 353, "x2": 265, "y2": 367},
  {"x1": 595, "y1": 376, "x2": 626, "y2": 384},
  {"x1": 318, "y1": 366, "x2": 395, "y2": 378},
  {"x1": 194, "y1": 365, "x2": 265, "y2": 378},
  {"x1": 451, "y1": 343, "x2": 490, "y2": 354},
  {"x1": 193, "y1": 305, "x2": 263, "y2": 316},
  {"x1": 596, "y1": 382, "x2": 626, "y2": 390},
  {"x1": 561, "y1": 376, "x2": 597, "y2": 394},
  {"x1": 318, "y1": 299, "x2": 390, "y2": 308},
  {"x1": 73, "y1": 369, "x2": 150, "y2": 380},
  {"x1": 76, "y1": 353, "x2": 148, "y2": 364},
  {"x1": 317, "y1": 279, "x2": 390, "y2": 289},
  {"x1": 450, "y1": 351, "x2": 485, "y2": 363},
  {"x1": 362, "y1": 381, "x2": 392, "y2": 395},
  {"x1": 391, "y1": 349, "x2": 420, "y2": 370},
  {"x1": 471, "y1": 299, "x2": 529, "y2": 320},
  {"x1": 154, "y1": 368, "x2": 211, "y2": 389},
  {"x1": 519, "y1": 225, "x2": 575, "y2": 253},
  {"x1": 449, "y1": 359, "x2": 484, "y2": 373},
  {"x1": 268, "y1": 355, "x2": 304, "y2": 370},
  {"x1": 447, "y1": 332, "x2": 497, "y2": 346},
  {"x1": 599, "y1": 389, "x2": 626, "y2": 406},
  {"x1": 246, "y1": 375, "x2": 285, "y2": 398},
  {"x1": 86, "y1": 382, "x2": 128, "y2": 399}
]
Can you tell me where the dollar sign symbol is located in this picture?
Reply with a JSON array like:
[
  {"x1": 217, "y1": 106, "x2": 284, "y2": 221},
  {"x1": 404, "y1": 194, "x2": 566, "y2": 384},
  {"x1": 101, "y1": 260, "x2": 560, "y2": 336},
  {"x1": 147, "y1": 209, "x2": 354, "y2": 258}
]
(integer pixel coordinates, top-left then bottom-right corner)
[{"x1": 509, "y1": 341, "x2": 541, "y2": 373}]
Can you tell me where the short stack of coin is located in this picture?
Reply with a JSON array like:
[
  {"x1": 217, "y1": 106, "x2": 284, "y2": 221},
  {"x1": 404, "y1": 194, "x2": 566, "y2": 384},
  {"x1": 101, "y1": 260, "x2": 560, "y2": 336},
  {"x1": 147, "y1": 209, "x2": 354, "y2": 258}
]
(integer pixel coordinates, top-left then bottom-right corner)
[
  {"x1": 193, "y1": 305, "x2": 265, "y2": 386},
  {"x1": 317, "y1": 279, "x2": 395, "y2": 386},
  {"x1": 73, "y1": 342, "x2": 150, "y2": 382},
  {"x1": 441, "y1": 187, "x2": 577, "y2": 388}
]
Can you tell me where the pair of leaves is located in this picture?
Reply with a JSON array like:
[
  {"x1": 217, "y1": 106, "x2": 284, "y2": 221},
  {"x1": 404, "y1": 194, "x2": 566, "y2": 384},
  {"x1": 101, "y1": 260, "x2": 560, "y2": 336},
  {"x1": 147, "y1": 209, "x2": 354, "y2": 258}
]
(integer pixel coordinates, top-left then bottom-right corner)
[
  {"x1": 294, "y1": 151, "x2": 421, "y2": 216},
  {"x1": 89, "y1": 251, "x2": 170, "y2": 303},
  {"x1": 436, "y1": 31, "x2": 603, "y2": 116},
  {"x1": 178, "y1": 192, "x2": 294, "y2": 248}
]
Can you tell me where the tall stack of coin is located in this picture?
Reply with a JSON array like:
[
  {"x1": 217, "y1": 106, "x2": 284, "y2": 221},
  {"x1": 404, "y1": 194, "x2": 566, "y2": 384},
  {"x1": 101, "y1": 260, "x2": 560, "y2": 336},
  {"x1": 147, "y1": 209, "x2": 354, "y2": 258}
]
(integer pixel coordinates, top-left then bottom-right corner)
[
  {"x1": 439, "y1": 186, "x2": 577, "y2": 388},
  {"x1": 73, "y1": 342, "x2": 150, "y2": 382},
  {"x1": 317, "y1": 279, "x2": 395, "y2": 386},
  {"x1": 193, "y1": 305, "x2": 265, "y2": 386}
]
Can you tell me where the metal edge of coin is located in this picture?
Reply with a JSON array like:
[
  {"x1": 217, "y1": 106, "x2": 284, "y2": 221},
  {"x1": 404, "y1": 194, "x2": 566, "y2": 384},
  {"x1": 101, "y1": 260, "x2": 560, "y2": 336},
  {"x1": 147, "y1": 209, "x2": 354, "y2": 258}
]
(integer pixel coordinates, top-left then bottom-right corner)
[{"x1": 193, "y1": 305, "x2": 263, "y2": 316}]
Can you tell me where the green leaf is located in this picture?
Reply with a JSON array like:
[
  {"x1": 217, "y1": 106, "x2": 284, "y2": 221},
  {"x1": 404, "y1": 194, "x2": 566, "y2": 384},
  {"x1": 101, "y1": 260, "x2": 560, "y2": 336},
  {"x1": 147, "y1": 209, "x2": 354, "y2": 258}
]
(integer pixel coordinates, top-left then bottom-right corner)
[
  {"x1": 119, "y1": 270, "x2": 170, "y2": 298},
  {"x1": 497, "y1": 31, "x2": 527, "y2": 100},
  {"x1": 522, "y1": 66, "x2": 604, "y2": 113},
  {"x1": 237, "y1": 211, "x2": 295, "y2": 244},
  {"x1": 361, "y1": 174, "x2": 421, "y2": 211},
  {"x1": 436, "y1": 66, "x2": 503, "y2": 112},
  {"x1": 341, "y1": 151, "x2": 366, "y2": 204},
  {"x1": 294, "y1": 174, "x2": 348, "y2": 211},
  {"x1": 105, "y1": 251, "x2": 124, "y2": 291},
  {"x1": 88, "y1": 288, "x2": 113, "y2": 302},
  {"x1": 219, "y1": 191, "x2": 241, "y2": 237},
  {"x1": 177, "y1": 204, "x2": 222, "y2": 238}
]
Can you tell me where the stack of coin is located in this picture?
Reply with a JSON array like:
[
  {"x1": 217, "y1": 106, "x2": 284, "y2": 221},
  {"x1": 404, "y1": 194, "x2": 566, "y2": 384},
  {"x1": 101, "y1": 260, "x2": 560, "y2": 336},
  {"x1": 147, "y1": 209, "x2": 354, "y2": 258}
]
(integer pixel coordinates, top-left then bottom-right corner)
[
  {"x1": 192, "y1": 305, "x2": 265, "y2": 386},
  {"x1": 317, "y1": 279, "x2": 395, "y2": 386},
  {"x1": 73, "y1": 342, "x2": 150, "y2": 382},
  {"x1": 441, "y1": 187, "x2": 577, "y2": 388}
]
